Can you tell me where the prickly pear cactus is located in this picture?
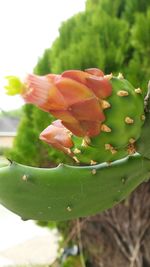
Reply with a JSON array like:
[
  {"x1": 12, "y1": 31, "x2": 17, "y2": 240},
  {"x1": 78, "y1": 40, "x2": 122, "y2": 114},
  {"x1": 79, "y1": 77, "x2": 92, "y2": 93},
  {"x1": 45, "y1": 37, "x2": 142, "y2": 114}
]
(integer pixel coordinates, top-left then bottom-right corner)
[
  {"x1": 5, "y1": 69, "x2": 146, "y2": 165},
  {"x1": 0, "y1": 69, "x2": 149, "y2": 221}
]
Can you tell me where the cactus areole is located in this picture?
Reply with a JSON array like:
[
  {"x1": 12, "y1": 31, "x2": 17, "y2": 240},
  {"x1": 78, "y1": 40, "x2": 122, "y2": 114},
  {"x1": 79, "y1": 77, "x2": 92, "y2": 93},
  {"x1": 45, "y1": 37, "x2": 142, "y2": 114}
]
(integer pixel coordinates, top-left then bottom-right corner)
[{"x1": 0, "y1": 68, "x2": 149, "y2": 221}]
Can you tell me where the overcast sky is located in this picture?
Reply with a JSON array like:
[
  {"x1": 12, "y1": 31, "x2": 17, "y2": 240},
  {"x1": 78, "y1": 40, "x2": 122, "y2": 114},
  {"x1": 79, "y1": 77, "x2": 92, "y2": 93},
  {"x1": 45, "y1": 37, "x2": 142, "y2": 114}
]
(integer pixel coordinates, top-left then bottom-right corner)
[{"x1": 0, "y1": 0, "x2": 86, "y2": 111}]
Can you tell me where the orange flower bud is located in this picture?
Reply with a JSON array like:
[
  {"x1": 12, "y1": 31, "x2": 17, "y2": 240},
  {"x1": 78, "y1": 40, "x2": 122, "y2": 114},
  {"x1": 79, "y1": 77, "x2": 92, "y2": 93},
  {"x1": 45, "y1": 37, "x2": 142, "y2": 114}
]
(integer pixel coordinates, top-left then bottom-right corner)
[
  {"x1": 39, "y1": 120, "x2": 73, "y2": 155},
  {"x1": 22, "y1": 69, "x2": 112, "y2": 137}
]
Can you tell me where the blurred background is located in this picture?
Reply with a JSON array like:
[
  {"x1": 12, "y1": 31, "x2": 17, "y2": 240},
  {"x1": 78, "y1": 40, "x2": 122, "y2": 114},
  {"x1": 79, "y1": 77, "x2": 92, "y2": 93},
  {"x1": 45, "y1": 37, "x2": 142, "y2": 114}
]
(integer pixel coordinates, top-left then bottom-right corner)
[{"x1": 0, "y1": 0, "x2": 150, "y2": 266}]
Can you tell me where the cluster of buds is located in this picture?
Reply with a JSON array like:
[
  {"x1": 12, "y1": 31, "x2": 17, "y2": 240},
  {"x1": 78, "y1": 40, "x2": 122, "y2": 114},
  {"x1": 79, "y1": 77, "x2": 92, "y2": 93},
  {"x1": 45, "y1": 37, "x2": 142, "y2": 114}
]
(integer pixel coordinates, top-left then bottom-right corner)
[{"x1": 5, "y1": 68, "x2": 112, "y2": 155}]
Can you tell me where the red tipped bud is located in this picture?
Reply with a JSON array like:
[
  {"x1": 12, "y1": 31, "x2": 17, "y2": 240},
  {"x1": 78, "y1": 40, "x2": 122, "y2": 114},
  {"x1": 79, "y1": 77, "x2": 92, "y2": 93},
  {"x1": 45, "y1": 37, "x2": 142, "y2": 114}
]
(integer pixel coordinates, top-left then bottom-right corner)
[
  {"x1": 20, "y1": 68, "x2": 112, "y2": 139},
  {"x1": 39, "y1": 120, "x2": 74, "y2": 154}
]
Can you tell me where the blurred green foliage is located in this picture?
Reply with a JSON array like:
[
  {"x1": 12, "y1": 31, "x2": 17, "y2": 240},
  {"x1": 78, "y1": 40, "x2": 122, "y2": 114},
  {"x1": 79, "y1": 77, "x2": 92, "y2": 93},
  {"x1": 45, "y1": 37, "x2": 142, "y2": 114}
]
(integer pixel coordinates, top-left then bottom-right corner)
[{"x1": 34, "y1": 48, "x2": 51, "y2": 75}]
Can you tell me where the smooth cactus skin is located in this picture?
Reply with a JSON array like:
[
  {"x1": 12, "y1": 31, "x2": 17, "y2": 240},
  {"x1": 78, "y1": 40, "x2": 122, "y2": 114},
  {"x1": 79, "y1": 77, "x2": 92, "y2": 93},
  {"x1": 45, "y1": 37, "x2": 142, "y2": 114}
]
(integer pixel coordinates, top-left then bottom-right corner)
[
  {"x1": 72, "y1": 77, "x2": 145, "y2": 164},
  {"x1": 0, "y1": 155, "x2": 149, "y2": 221}
]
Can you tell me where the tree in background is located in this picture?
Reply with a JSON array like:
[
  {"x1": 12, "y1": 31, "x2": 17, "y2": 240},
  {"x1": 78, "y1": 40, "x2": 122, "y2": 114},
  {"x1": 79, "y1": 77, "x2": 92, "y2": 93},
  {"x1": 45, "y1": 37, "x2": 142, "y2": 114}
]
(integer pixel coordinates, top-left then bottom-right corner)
[
  {"x1": 33, "y1": 48, "x2": 51, "y2": 75},
  {"x1": 126, "y1": 9, "x2": 150, "y2": 88},
  {"x1": 8, "y1": 104, "x2": 39, "y2": 166},
  {"x1": 9, "y1": 0, "x2": 150, "y2": 266}
]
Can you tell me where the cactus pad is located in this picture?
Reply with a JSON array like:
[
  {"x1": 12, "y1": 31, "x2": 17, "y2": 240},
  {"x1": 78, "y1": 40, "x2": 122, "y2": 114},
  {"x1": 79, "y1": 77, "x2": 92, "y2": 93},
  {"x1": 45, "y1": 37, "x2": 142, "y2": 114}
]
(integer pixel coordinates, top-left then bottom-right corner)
[
  {"x1": 69, "y1": 76, "x2": 145, "y2": 164},
  {"x1": 0, "y1": 155, "x2": 149, "y2": 221}
]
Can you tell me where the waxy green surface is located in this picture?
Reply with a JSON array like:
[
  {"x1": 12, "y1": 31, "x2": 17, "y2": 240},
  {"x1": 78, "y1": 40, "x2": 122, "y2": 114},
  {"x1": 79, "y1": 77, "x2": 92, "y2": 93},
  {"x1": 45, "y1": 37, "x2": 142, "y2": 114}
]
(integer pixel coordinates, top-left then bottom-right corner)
[
  {"x1": 72, "y1": 77, "x2": 145, "y2": 164},
  {"x1": 0, "y1": 155, "x2": 149, "y2": 221}
]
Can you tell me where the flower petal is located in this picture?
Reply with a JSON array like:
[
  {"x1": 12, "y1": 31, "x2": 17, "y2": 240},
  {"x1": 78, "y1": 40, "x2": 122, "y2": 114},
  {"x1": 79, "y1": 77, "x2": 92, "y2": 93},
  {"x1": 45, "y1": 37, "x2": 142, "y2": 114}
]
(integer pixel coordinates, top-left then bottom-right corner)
[
  {"x1": 62, "y1": 121, "x2": 86, "y2": 137},
  {"x1": 19, "y1": 69, "x2": 112, "y2": 139},
  {"x1": 56, "y1": 77, "x2": 94, "y2": 106},
  {"x1": 39, "y1": 120, "x2": 74, "y2": 154},
  {"x1": 85, "y1": 68, "x2": 104, "y2": 77},
  {"x1": 50, "y1": 110, "x2": 78, "y2": 124},
  {"x1": 80, "y1": 120, "x2": 101, "y2": 137},
  {"x1": 24, "y1": 74, "x2": 50, "y2": 106},
  {"x1": 62, "y1": 120, "x2": 101, "y2": 137},
  {"x1": 40, "y1": 85, "x2": 67, "y2": 111},
  {"x1": 86, "y1": 76, "x2": 112, "y2": 98},
  {"x1": 62, "y1": 70, "x2": 88, "y2": 85},
  {"x1": 70, "y1": 97, "x2": 105, "y2": 121}
]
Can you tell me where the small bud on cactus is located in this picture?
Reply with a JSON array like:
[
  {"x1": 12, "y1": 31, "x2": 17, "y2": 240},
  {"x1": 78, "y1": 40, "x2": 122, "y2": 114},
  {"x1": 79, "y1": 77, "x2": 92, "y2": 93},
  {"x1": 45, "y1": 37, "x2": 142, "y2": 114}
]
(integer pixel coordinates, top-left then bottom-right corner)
[
  {"x1": 40, "y1": 120, "x2": 74, "y2": 155},
  {"x1": 5, "y1": 68, "x2": 145, "y2": 165}
]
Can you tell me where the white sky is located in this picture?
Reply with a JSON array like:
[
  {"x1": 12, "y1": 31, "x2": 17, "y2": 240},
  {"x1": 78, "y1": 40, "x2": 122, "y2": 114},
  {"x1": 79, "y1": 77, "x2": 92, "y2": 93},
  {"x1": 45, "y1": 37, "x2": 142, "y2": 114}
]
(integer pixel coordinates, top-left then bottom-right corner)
[{"x1": 0, "y1": 0, "x2": 86, "y2": 111}]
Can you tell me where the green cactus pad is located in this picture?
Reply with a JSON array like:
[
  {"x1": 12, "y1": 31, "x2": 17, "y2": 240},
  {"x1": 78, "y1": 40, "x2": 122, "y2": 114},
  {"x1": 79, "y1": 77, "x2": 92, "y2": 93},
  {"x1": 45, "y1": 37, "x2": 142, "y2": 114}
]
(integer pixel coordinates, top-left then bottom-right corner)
[
  {"x1": 0, "y1": 155, "x2": 149, "y2": 221},
  {"x1": 72, "y1": 77, "x2": 145, "y2": 165}
]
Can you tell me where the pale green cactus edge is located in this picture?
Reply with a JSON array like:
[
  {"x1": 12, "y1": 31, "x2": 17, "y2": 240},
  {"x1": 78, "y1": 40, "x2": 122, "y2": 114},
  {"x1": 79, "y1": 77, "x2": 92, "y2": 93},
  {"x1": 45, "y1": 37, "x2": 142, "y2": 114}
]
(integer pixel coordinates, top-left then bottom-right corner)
[{"x1": 0, "y1": 83, "x2": 149, "y2": 221}]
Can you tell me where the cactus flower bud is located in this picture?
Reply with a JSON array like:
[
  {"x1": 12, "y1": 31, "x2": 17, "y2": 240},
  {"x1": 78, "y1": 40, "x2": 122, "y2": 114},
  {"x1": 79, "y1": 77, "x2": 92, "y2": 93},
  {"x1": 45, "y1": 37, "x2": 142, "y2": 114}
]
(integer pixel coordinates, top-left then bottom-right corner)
[
  {"x1": 5, "y1": 68, "x2": 144, "y2": 164},
  {"x1": 39, "y1": 120, "x2": 73, "y2": 155},
  {"x1": 5, "y1": 69, "x2": 112, "y2": 138}
]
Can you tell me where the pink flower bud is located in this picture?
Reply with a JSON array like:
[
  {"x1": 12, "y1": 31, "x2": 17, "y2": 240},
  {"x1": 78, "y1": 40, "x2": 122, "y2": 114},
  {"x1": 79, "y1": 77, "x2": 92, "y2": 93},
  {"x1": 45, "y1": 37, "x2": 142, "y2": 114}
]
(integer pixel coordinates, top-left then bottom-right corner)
[
  {"x1": 39, "y1": 120, "x2": 73, "y2": 155},
  {"x1": 22, "y1": 68, "x2": 112, "y2": 138}
]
